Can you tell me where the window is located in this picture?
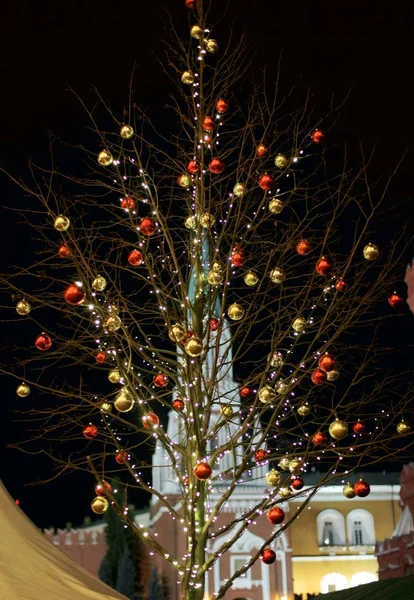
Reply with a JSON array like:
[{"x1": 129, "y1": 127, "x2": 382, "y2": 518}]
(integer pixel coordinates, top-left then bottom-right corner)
[
  {"x1": 322, "y1": 522, "x2": 334, "y2": 546},
  {"x1": 328, "y1": 584, "x2": 336, "y2": 592},
  {"x1": 346, "y1": 509, "x2": 375, "y2": 547},
  {"x1": 230, "y1": 555, "x2": 252, "y2": 589},
  {"x1": 233, "y1": 558, "x2": 248, "y2": 578},
  {"x1": 316, "y1": 510, "x2": 346, "y2": 547},
  {"x1": 320, "y1": 573, "x2": 348, "y2": 594},
  {"x1": 353, "y1": 521, "x2": 363, "y2": 545}
]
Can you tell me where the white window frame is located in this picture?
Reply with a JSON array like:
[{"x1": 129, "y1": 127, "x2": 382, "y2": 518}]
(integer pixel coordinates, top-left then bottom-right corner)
[
  {"x1": 230, "y1": 554, "x2": 252, "y2": 589},
  {"x1": 316, "y1": 509, "x2": 346, "y2": 547},
  {"x1": 346, "y1": 509, "x2": 375, "y2": 547}
]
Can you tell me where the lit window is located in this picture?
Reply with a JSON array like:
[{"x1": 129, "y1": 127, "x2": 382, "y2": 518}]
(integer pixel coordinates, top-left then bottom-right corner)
[
  {"x1": 323, "y1": 521, "x2": 334, "y2": 546},
  {"x1": 230, "y1": 555, "x2": 252, "y2": 589}
]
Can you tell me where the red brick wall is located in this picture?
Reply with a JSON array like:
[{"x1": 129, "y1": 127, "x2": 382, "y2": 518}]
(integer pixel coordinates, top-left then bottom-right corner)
[{"x1": 44, "y1": 528, "x2": 106, "y2": 577}]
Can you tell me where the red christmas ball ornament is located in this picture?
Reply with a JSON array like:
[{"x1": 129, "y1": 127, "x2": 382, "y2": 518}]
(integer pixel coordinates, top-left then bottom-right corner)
[
  {"x1": 254, "y1": 449, "x2": 269, "y2": 462},
  {"x1": 95, "y1": 481, "x2": 111, "y2": 496},
  {"x1": 296, "y1": 239, "x2": 312, "y2": 255},
  {"x1": 95, "y1": 351, "x2": 107, "y2": 364},
  {"x1": 194, "y1": 462, "x2": 212, "y2": 480},
  {"x1": 203, "y1": 134, "x2": 212, "y2": 144},
  {"x1": 353, "y1": 420, "x2": 366, "y2": 434},
  {"x1": 216, "y1": 98, "x2": 229, "y2": 114},
  {"x1": 202, "y1": 116, "x2": 215, "y2": 131},
  {"x1": 58, "y1": 244, "x2": 71, "y2": 259},
  {"x1": 64, "y1": 283, "x2": 85, "y2": 306},
  {"x1": 128, "y1": 249, "x2": 144, "y2": 266},
  {"x1": 209, "y1": 317, "x2": 220, "y2": 331},
  {"x1": 121, "y1": 197, "x2": 135, "y2": 210},
  {"x1": 115, "y1": 450, "x2": 129, "y2": 465},
  {"x1": 388, "y1": 294, "x2": 404, "y2": 308},
  {"x1": 172, "y1": 398, "x2": 185, "y2": 411},
  {"x1": 142, "y1": 412, "x2": 160, "y2": 430},
  {"x1": 318, "y1": 353, "x2": 336, "y2": 373},
  {"x1": 315, "y1": 258, "x2": 333, "y2": 276},
  {"x1": 185, "y1": 0, "x2": 196, "y2": 8},
  {"x1": 311, "y1": 369, "x2": 327, "y2": 385},
  {"x1": 83, "y1": 424, "x2": 98, "y2": 440},
  {"x1": 232, "y1": 252, "x2": 245, "y2": 267},
  {"x1": 291, "y1": 477, "x2": 304, "y2": 491},
  {"x1": 209, "y1": 158, "x2": 225, "y2": 174},
  {"x1": 259, "y1": 173, "x2": 275, "y2": 191},
  {"x1": 256, "y1": 144, "x2": 268, "y2": 157},
  {"x1": 312, "y1": 431, "x2": 328, "y2": 447},
  {"x1": 335, "y1": 279, "x2": 348, "y2": 293},
  {"x1": 187, "y1": 160, "x2": 199, "y2": 175},
  {"x1": 311, "y1": 129, "x2": 325, "y2": 144},
  {"x1": 267, "y1": 507, "x2": 285, "y2": 525},
  {"x1": 354, "y1": 479, "x2": 371, "y2": 498},
  {"x1": 153, "y1": 373, "x2": 168, "y2": 388},
  {"x1": 240, "y1": 386, "x2": 253, "y2": 398},
  {"x1": 35, "y1": 333, "x2": 52, "y2": 351},
  {"x1": 139, "y1": 217, "x2": 156, "y2": 236},
  {"x1": 261, "y1": 548, "x2": 276, "y2": 564}
]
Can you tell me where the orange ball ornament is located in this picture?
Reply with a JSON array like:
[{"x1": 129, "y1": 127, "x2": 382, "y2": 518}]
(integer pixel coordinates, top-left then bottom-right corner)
[
  {"x1": 209, "y1": 317, "x2": 220, "y2": 331},
  {"x1": 256, "y1": 144, "x2": 268, "y2": 157},
  {"x1": 142, "y1": 413, "x2": 159, "y2": 430},
  {"x1": 261, "y1": 548, "x2": 276, "y2": 564},
  {"x1": 185, "y1": 0, "x2": 196, "y2": 7},
  {"x1": 115, "y1": 450, "x2": 129, "y2": 465},
  {"x1": 311, "y1": 369, "x2": 327, "y2": 385},
  {"x1": 83, "y1": 424, "x2": 98, "y2": 440},
  {"x1": 128, "y1": 249, "x2": 144, "y2": 266},
  {"x1": 95, "y1": 481, "x2": 111, "y2": 496},
  {"x1": 209, "y1": 158, "x2": 225, "y2": 174},
  {"x1": 335, "y1": 279, "x2": 348, "y2": 292},
  {"x1": 354, "y1": 479, "x2": 370, "y2": 498},
  {"x1": 311, "y1": 129, "x2": 325, "y2": 144},
  {"x1": 172, "y1": 398, "x2": 185, "y2": 411},
  {"x1": 139, "y1": 217, "x2": 156, "y2": 236},
  {"x1": 202, "y1": 116, "x2": 215, "y2": 131},
  {"x1": 216, "y1": 98, "x2": 229, "y2": 113},
  {"x1": 254, "y1": 449, "x2": 269, "y2": 462},
  {"x1": 240, "y1": 386, "x2": 253, "y2": 398},
  {"x1": 232, "y1": 252, "x2": 245, "y2": 267},
  {"x1": 187, "y1": 160, "x2": 199, "y2": 174},
  {"x1": 318, "y1": 353, "x2": 336, "y2": 373},
  {"x1": 64, "y1": 283, "x2": 85, "y2": 306},
  {"x1": 35, "y1": 333, "x2": 52, "y2": 351},
  {"x1": 153, "y1": 373, "x2": 168, "y2": 388},
  {"x1": 291, "y1": 477, "x2": 304, "y2": 491},
  {"x1": 58, "y1": 244, "x2": 71, "y2": 259},
  {"x1": 259, "y1": 173, "x2": 275, "y2": 190},
  {"x1": 95, "y1": 352, "x2": 106, "y2": 364},
  {"x1": 316, "y1": 258, "x2": 332, "y2": 275},
  {"x1": 312, "y1": 431, "x2": 328, "y2": 446},
  {"x1": 296, "y1": 239, "x2": 312, "y2": 255},
  {"x1": 267, "y1": 507, "x2": 285, "y2": 524},
  {"x1": 194, "y1": 462, "x2": 212, "y2": 480},
  {"x1": 353, "y1": 420, "x2": 366, "y2": 434},
  {"x1": 121, "y1": 197, "x2": 135, "y2": 210},
  {"x1": 388, "y1": 294, "x2": 404, "y2": 308}
]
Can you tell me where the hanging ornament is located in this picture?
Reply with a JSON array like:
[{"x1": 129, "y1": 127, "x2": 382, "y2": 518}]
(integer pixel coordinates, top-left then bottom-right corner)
[
  {"x1": 244, "y1": 271, "x2": 259, "y2": 287},
  {"x1": 209, "y1": 158, "x2": 225, "y2": 174},
  {"x1": 261, "y1": 549, "x2": 276, "y2": 564},
  {"x1": 279, "y1": 487, "x2": 292, "y2": 499},
  {"x1": 316, "y1": 257, "x2": 333, "y2": 276},
  {"x1": 276, "y1": 380, "x2": 289, "y2": 395},
  {"x1": 95, "y1": 351, "x2": 106, "y2": 364},
  {"x1": 318, "y1": 353, "x2": 336, "y2": 372},
  {"x1": 115, "y1": 450, "x2": 129, "y2": 465},
  {"x1": 270, "y1": 267, "x2": 285, "y2": 284},
  {"x1": 240, "y1": 386, "x2": 253, "y2": 398},
  {"x1": 181, "y1": 70, "x2": 195, "y2": 84},
  {"x1": 35, "y1": 333, "x2": 52, "y2": 351},
  {"x1": 388, "y1": 294, "x2": 404, "y2": 308},
  {"x1": 205, "y1": 39, "x2": 218, "y2": 53},
  {"x1": 292, "y1": 316, "x2": 307, "y2": 332},
  {"x1": 216, "y1": 99, "x2": 229, "y2": 114},
  {"x1": 259, "y1": 173, "x2": 275, "y2": 190},
  {"x1": 168, "y1": 324, "x2": 186, "y2": 343},
  {"x1": 16, "y1": 382, "x2": 30, "y2": 398},
  {"x1": 139, "y1": 217, "x2": 156, "y2": 236},
  {"x1": 209, "y1": 317, "x2": 220, "y2": 331},
  {"x1": 185, "y1": 0, "x2": 196, "y2": 7},
  {"x1": 343, "y1": 483, "x2": 356, "y2": 499},
  {"x1": 265, "y1": 469, "x2": 282, "y2": 487},
  {"x1": 354, "y1": 479, "x2": 370, "y2": 498},
  {"x1": 258, "y1": 386, "x2": 276, "y2": 404},
  {"x1": 95, "y1": 481, "x2": 111, "y2": 496},
  {"x1": 58, "y1": 244, "x2": 71, "y2": 259},
  {"x1": 296, "y1": 239, "x2": 312, "y2": 255},
  {"x1": 288, "y1": 459, "x2": 301, "y2": 474},
  {"x1": 220, "y1": 404, "x2": 234, "y2": 419},
  {"x1": 311, "y1": 129, "x2": 325, "y2": 144},
  {"x1": 92, "y1": 276, "x2": 107, "y2": 292},
  {"x1": 187, "y1": 160, "x2": 199, "y2": 175},
  {"x1": 254, "y1": 449, "x2": 269, "y2": 462},
  {"x1": 194, "y1": 462, "x2": 212, "y2": 480},
  {"x1": 312, "y1": 431, "x2": 328, "y2": 446},
  {"x1": 327, "y1": 369, "x2": 339, "y2": 382},
  {"x1": 105, "y1": 315, "x2": 122, "y2": 332},
  {"x1": 91, "y1": 496, "x2": 109, "y2": 515},
  {"x1": 267, "y1": 506, "x2": 285, "y2": 524},
  {"x1": 397, "y1": 421, "x2": 411, "y2": 435},
  {"x1": 353, "y1": 420, "x2": 366, "y2": 434},
  {"x1": 114, "y1": 389, "x2": 135, "y2": 413},
  {"x1": 108, "y1": 369, "x2": 121, "y2": 384},
  {"x1": 121, "y1": 197, "x2": 135, "y2": 211},
  {"x1": 64, "y1": 283, "x2": 85, "y2": 306},
  {"x1": 185, "y1": 215, "x2": 197, "y2": 230},
  {"x1": 100, "y1": 401, "x2": 112, "y2": 414},
  {"x1": 190, "y1": 25, "x2": 203, "y2": 39},
  {"x1": 83, "y1": 424, "x2": 98, "y2": 440},
  {"x1": 291, "y1": 477, "x2": 304, "y2": 491},
  {"x1": 184, "y1": 336, "x2": 203, "y2": 357},
  {"x1": 231, "y1": 251, "x2": 245, "y2": 267},
  {"x1": 120, "y1": 124, "x2": 134, "y2": 139},
  {"x1": 328, "y1": 418, "x2": 349, "y2": 440},
  {"x1": 269, "y1": 198, "x2": 284, "y2": 214},
  {"x1": 142, "y1": 412, "x2": 160, "y2": 430},
  {"x1": 54, "y1": 215, "x2": 70, "y2": 232},
  {"x1": 16, "y1": 299, "x2": 31, "y2": 315},
  {"x1": 97, "y1": 150, "x2": 113, "y2": 166},
  {"x1": 274, "y1": 153, "x2": 288, "y2": 168},
  {"x1": 227, "y1": 303, "x2": 244, "y2": 321},
  {"x1": 200, "y1": 213, "x2": 215, "y2": 228},
  {"x1": 153, "y1": 373, "x2": 168, "y2": 388},
  {"x1": 256, "y1": 144, "x2": 268, "y2": 157},
  {"x1": 178, "y1": 174, "x2": 192, "y2": 188},
  {"x1": 269, "y1": 351, "x2": 283, "y2": 367},
  {"x1": 233, "y1": 183, "x2": 246, "y2": 197},
  {"x1": 172, "y1": 398, "x2": 185, "y2": 411},
  {"x1": 297, "y1": 404, "x2": 310, "y2": 417},
  {"x1": 202, "y1": 116, "x2": 215, "y2": 131},
  {"x1": 128, "y1": 249, "x2": 144, "y2": 266},
  {"x1": 207, "y1": 264, "x2": 223, "y2": 285},
  {"x1": 311, "y1": 369, "x2": 327, "y2": 385},
  {"x1": 363, "y1": 243, "x2": 380, "y2": 261},
  {"x1": 279, "y1": 458, "x2": 290, "y2": 471},
  {"x1": 335, "y1": 279, "x2": 347, "y2": 292}
]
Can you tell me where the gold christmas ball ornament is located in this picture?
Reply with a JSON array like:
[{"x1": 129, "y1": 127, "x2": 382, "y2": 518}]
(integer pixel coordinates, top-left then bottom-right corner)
[
  {"x1": 279, "y1": 457, "x2": 290, "y2": 471},
  {"x1": 220, "y1": 404, "x2": 234, "y2": 419},
  {"x1": 92, "y1": 276, "x2": 107, "y2": 292},
  {"x1": 120, "y1": 125, "x2": 134, "y2": 139},
  {"x1": 279, "y1": 487, "x2": 292, "y2": 499},
  {"x1": 100, "y1": 401, "x2": 112, "y2": 414},
  {"x1": 181, "y1": 70, "x2": 195, "y2": 85},
  {"x1": 91, "y1": 496, "x2": 109, "y2": 515},
  {"x1": 227, "y1": 303, "x2": 244, "y2": 321},
  {"x1": 108, "y1": 369, "x2": 121, "y2": 384},
  {"x1": 269, "y1": 351, "x2": 283, "y2": 367},
  {"x1": 288, "y1": 459, "x2": 302, "y2": 474},
  {"x1": 54, "y1": 215, "x2": 70, "y2": 232},
  {"x1": 258, "y1": 385, "x2": 276, "y2": 404},
  {"x1": 184, "y1": 336, "x2": 203, "y2": 357},
  {"x1": 206, "y1": 38, "x2": 218, "y2": 53},
  {"x1": 185, "y1": 215, "x2": 197, "y2": 230},
  {"x1": 233, "y1": 183, "x2": 246, "y2": 197},
  {"x1": 342, "y1": 483, "x2": 356, "y2": 499},
  {"x1": 200, "y1": 212, "x2": 215, "y2": 228},
  {"x1": 292, "y1": 316, "x2": 307, "y2": 332},
  {"x1": 97, "y1": 149, "x2": 113, "y2": 167},
  {"x1": 105, "y1": 315, "x2": 122, "y2": 332},
  {"x1": 274, "y1": 153, "x2": 289, "y2": 168},
  {"x1": 244, "y1": 271, "x2": 259, "y2": 287},
  {"x1": 266, "y1": 469, "x2": 282, "y2": 487},
  {"x1": 269, "y1": 198, "x2": 284, "y2": 214},
  {"x1": 16, "y1": 382, "x2": 30, "y2": 398},
  {"x1": 168, "y1": 323, "x2": 186, "y2": 343},
  {"x1": 363, "y1": 243, "x2": 380, "y2": 261},
  {"x1": 114, "y1": 388, "x2": 135, "y2": 413},
  {"x1": 276, "y1": 380, "x2": 289, "y2": 395},
  {"x1": 270, "y1": 267, "x2": 285, "y2": 284},
  {"x1": 190, "y1": 25, "x2": 204, "y2": 39},
  {"x1": 207, "y1": 269, "x2": 223, "y2": 285},
  {"x1": 297, "y1": 404, "x2": 310, "y2": 417},
  {"x1": 16, "y1": 299, "x2": 31, "y2": 315},
  {"x1": 328, "y1": 418, "x2": 349, "y2": 440},
  {"x1": 327, "y1": 369, "x2": 340, "y2": 382},
  {"x1": 397, "y1": 420, "x2": 411, "y2": 435}
]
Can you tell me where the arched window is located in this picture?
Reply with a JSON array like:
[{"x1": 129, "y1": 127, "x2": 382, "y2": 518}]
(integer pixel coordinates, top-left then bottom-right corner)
[
  {"x1": 320, "y1": 572, "x2": 348, "y2": 593},
  {"x1": 346, "y1": 509, "x2": 375, "y2": 546},
  {"x1": 350, "y1": 571, "x2": 377, "y2": 587},
  {"x1": 316, "y1": 509, "x2": 346, "y2": 547}
]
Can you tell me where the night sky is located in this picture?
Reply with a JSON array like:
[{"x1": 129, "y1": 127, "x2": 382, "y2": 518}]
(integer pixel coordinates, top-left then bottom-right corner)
[{"x1": 0, "y1": 0, "x2": 413, "y2": 530}]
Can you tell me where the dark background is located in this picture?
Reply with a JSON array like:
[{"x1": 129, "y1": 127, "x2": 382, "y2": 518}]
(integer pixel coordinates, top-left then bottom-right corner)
[{"x1": 0, "y1": 0, "x2": 413, "y2": 529}]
